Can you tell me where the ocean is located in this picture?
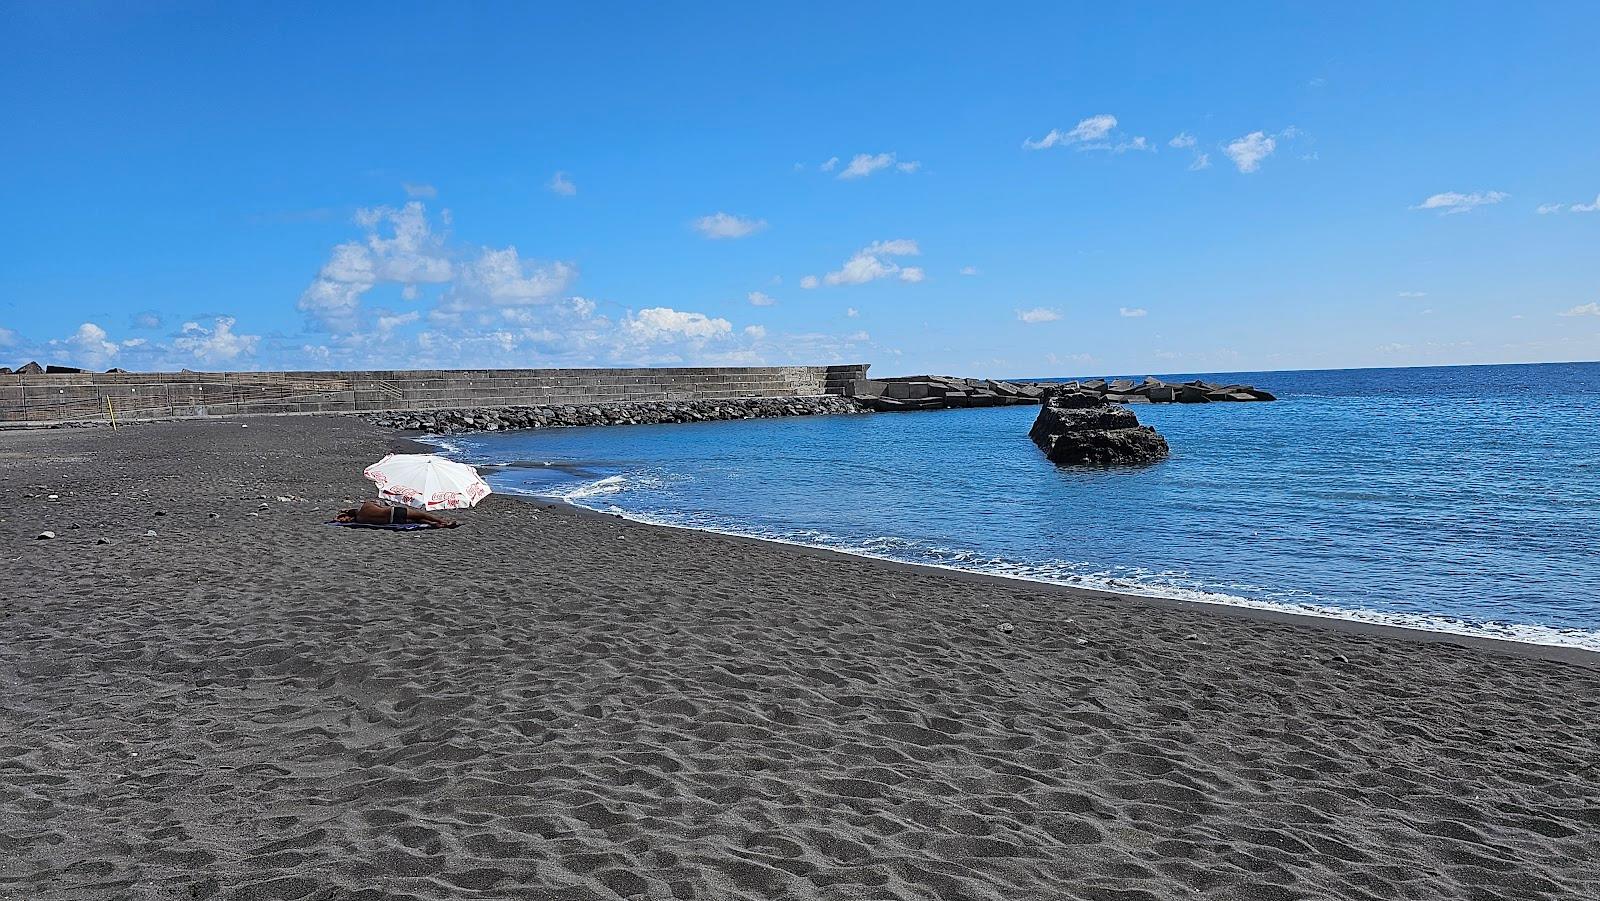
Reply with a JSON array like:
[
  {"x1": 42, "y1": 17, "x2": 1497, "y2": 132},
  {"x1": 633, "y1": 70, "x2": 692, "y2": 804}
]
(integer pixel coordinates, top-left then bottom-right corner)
[{"x1": 433, "y1": 362, "x2": 1600, "y2": 651}]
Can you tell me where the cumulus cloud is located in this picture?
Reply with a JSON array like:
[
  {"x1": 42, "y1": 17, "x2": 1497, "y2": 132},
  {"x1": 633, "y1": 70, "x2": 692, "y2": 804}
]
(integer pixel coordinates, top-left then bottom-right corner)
[
  {"x1": 845, "y1": 307, "x2": 859, "y2": 318},
  {"x1": 744, "y1": 324, "x2": 767, "y2": 339},
  {"x1": 53, "y1": 322, "x2": 120, "y2": 368},
  {"x1": 458, "y1": 247, "x2": 576, "y2": 305},
  {"x1": 1411, "y1": 191, "x2": 1509, "y2": 215},
  {"x1": 172, "y1": 317, "x2": 261, "y2": 363},
  {"x1": 747, "y1": 291, "x2": 777, "y2": 307},
  {"x1": 1169, "y1": 132, "x2": 1197, "y2": 149},
  {"x1": 403, "y1": 183, "x2": 437, "y2": 199},
  {"x1": 1560, "y1": 302, "x2": 1600, "y2": 317},
  {"x1": 548, "y1": 171, "x2": 577, "y2": 196},
  {"x1": 806, "y1": 239, "x2": 923, "y2": 288},
  {"x1": 298, "y1": 201, "x2": 454, "y2": 331},
  {"x1": 1017, "y1": 307, "x2": 1061, "y2": 323},
  {"x1": 820, "y1": 156, "x2": 839, "y2": 172},
  {"x1": 1224, "y1": 131, "x2": 1277, "y2": 173},
  {"x1": 623, "y1": 307, "x2": 733, "y2": 342},
  {"x1": 131, "y1": 311, "x2": 163, "y2": 330},
  {"x1": 1119, "y1": 307, "x2": 1148, "y2": 318},
  {"x1": 693, "y1": 211, "x2": 768, "y2": 239}
]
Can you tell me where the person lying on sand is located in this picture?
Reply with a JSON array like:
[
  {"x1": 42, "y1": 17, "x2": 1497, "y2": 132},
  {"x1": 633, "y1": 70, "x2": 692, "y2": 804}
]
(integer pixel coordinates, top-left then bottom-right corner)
[{"x1": 335, "y1": 500, "x2": 461, "y2": 529}]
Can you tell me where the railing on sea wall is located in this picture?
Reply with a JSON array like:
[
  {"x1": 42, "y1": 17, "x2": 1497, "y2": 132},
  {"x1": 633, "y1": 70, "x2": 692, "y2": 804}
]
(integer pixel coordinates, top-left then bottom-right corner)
[{"x1": 0, "y1": 364, "x2": 870, "y2": 425}]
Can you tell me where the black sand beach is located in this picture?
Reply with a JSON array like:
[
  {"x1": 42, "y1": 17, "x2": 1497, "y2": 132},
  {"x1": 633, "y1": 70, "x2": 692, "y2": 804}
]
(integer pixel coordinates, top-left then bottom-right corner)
[{"x1": 3, "y1": 416, "x2": 1598, "y2": 901}]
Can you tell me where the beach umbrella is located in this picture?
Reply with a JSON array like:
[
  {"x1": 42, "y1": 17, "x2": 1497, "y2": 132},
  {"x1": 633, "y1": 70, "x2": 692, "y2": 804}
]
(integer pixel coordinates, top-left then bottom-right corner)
[{"x1": 362, "y1": 453, "x2": 492, "y2": 510}]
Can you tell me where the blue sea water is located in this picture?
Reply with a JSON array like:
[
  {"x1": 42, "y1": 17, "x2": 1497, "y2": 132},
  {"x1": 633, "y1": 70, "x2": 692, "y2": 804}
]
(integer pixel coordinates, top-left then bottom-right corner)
[{"x1": 435, "y1": 362, "x2": 1600, "y2": 651}]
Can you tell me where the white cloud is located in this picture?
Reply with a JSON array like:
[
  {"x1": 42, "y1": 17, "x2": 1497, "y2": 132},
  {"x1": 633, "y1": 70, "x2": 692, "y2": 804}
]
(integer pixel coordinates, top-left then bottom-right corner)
[
  {"x1": 820, "y1": 156, "x2": 839, "y2": 172},
  {"x1": 836, "y1": 152, "x2": 921, "y2": 179},
  {"x1": 1119, "y1": 307, "x2": 1148, "y2": 318},
  {"x1": 53, "y1": 322, "x2": 120, "y2": 368},
  {"x1": 840, "y1": 153, "x2": 893, "y2": 178},
  {"x1": 1025, "y1": 115, "x2": 1151, "y2": 154},
  {"x1": 456, "y1": 247, "x2": 576, "y2": 307},
  {"x1": 298, "y1": 201, "x2": 454, "y2": 331},
  {"x1": 1572, "y1": 194, "x2": 1600, "y2": 213},
  {"x1": 846, "y1": 331, "x2": 870, "y2": 342},
  {"x1": 747, "y1": 291, "x2": 777, "y2": 307},
  {"x1": 845, "y1": 307, "x2": 859, "y2": 318},
  {"x1": 548, "y1": 171, "x2": 577, "y2": 196},
  {"x1": 1398, "y1": 291, "x2": 1427, "y2": 298},
  {"x1": 693, "y1": 211, "x2": 768, "y2": 239},
  {"x1": 377, "y1": 310, "x2": 421, "y2": 332},
  {"x1": 623, "y1": 307, "x2": 733, "y2": 342},
  {"x1": 121, "y1": 338, "x2": 146, "y2": 348},
  {"x1": 1169, "y1": 132, "x2": 1197, "y2": 149},
  {"x1": 1411, "y1": 191, "x2": 1509, "y2": 215},
  {"x1": 1224, "y1": 131, "x2": 1276, "y2": 173},
  {"x1": 814, "y1": 239, "x2": 923, "y2": 287},
  {"x1": 1017, "y1": 307, "x2": 1061, "y2": 323},
  {"x1": 403, "y1": 182, "x2": 437, "y2": 198},
  {"x1": 1188, "y1": 153, "x2": 1211, "y2": 171},
  {"x1": 1024, "y1": 114, "x2": 1118, "y2": 150},
  {"x1": 131, "y1": 311, "x2": 162, "y2": 329},
  {"x1": 959, "y1": 266, "x2": 980, "y2": 276},
  {"x1": 172, "y1": 317, "x2": 261, "y2": 363},
  {"x1": 1559, "y1": 302, "x2": 1600, "y2": 317},
  {"x1": 743, "y1": 325, "x2": 767, "y2": 340},
  {"x1": 1538, "y1": 203, "x2": 1564, "y2": 215}
]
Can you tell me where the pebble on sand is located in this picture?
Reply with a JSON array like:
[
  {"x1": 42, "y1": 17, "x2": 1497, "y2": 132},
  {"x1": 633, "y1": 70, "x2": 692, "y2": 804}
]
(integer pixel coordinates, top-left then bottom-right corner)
[
  {"x1": 997, "y1": 622, "x2": 1015, "y2": 633},
  {"x1": 144, "y1": 530, "x2": 157, "y2": 537},
  {"x1": 36, "y1": 531, "x2": 56, "y2": 540}
]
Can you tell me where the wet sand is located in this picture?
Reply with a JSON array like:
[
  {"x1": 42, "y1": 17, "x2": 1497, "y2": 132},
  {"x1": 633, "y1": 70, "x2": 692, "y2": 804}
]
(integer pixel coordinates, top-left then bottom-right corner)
[{"x1": 3, "y1": 416, "x2": 1598, "y2": 901}]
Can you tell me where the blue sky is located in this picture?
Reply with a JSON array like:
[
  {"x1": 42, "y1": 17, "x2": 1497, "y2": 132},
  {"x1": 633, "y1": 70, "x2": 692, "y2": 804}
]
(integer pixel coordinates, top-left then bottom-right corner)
[{"x1": 3, "y1": 2, "x2": 1597, "y2": 377}]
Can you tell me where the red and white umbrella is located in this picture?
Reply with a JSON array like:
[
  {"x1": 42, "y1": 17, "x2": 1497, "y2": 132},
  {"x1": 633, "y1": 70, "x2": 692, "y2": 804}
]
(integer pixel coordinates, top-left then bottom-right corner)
[{"x1": 363, "y1": 454, "x2": 492, "y2": 510}]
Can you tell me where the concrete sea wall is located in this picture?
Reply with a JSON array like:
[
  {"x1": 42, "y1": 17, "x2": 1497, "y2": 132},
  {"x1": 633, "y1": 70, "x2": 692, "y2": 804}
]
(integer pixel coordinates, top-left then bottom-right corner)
[{"x1": 0, "y1": 364, "x2": 869, "y2": 425}]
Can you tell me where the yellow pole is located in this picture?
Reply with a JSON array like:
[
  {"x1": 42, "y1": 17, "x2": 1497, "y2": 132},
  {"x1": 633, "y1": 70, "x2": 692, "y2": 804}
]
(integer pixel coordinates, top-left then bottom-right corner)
[{"x1": 106, "y1": 397, "x2": 117, "y2": 430}]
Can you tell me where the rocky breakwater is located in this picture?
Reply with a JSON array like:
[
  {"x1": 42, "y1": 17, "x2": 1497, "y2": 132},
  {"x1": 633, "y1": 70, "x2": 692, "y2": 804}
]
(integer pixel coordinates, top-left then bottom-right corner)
[
  {"x1": 363, "y1": 395, "x2": 868, "y2": 433},
  {"x1": 847, "y1": 375, "x2": 1046, "y2": 411},
  {"x1": 1028, "y1": 394, "x2": 1170, "y2": 466},
  {"x1": 1054, "y1": 377, "x2": 1276, "y2": 405},
  {"x1": 848, "y1": 374, "x2": 1274, "y2": 411}
]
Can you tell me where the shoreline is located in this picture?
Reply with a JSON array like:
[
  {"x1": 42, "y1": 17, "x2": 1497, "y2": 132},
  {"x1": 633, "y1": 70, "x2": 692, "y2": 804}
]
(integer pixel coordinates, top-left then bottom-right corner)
[
  {"x1": 416, "y1": 431, "x2": 1600, "y2": 663},
  {"x1": 8, "y1": 415, "x2": 1599, "y2": 900},
  {"x1": 524, "y1": 490, "x2": 1600, "y2": 667}
]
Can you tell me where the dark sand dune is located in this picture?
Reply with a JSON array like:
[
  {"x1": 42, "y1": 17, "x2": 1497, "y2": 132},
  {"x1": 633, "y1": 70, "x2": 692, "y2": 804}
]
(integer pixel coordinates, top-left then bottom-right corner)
[{"x1": 2, "y1": 417, "x2": 1597, "y2": 901}]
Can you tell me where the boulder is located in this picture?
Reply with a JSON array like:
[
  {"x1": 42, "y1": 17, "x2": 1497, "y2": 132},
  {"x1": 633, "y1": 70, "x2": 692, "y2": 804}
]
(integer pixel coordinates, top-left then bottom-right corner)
[
  {"x1": 1178, "y1": 384, "x2": 1212, "y2": 403},
  {"x1": 1146, "y1": 385, "x2": 1176, "y2": 403},
  {"x1": 1245, "y1": 388, "x2": 1277, "y2": 401},
  {"x1": 847, "y1": 379, "x2": 890, "y2": 397},
  {"x1": 1029, "y1": 401, "x2": 1170, "y2": 467},
  {"x1": 1108, "y1": 379, "x2": 1136, "y2": 392}
]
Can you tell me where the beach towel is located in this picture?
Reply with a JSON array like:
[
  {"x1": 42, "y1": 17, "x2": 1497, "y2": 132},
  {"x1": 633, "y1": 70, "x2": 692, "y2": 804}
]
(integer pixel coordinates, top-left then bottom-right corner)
[{"x1": 325, "y1": 520, "x2": 434, "y2": 531}]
